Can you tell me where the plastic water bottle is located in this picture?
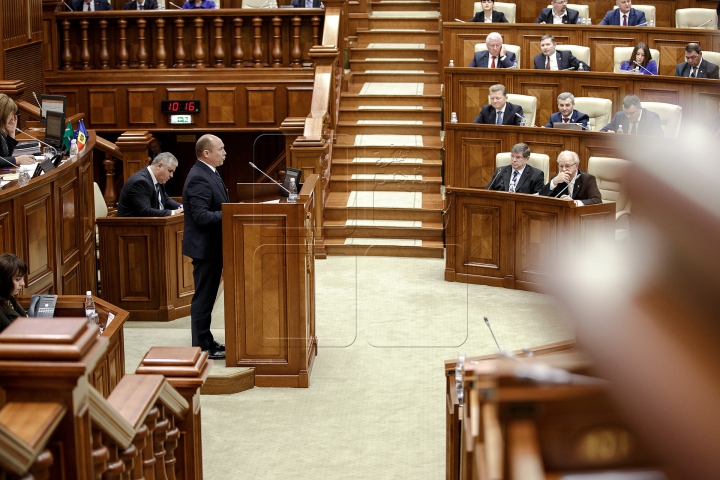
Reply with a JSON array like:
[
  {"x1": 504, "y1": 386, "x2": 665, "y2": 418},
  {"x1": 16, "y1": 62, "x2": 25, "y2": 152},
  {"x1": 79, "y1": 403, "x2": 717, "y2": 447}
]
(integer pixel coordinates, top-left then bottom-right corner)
[
  {"x1": 586, "y1": 18, "x2": 592, "y2": 24},
  {"x1": 287, "y1": 178, "x2": 298, "y2": 203},
  {"x1": 69, "y1": 139, "x2": 79, "y2": 161},
  {"x1": 578, "y1": 63, "x2": 584, "y2": 71},
  {"x1": 519, "y1": 115, "x2": 527, "y2": 127},
  {"x1": 617, "y1": 124, "x2": 623, "y2": 134},
  {"x1": 455, "y1": 352, "x2": 466, "y2": 406},
  {"x1": 512, "y1": 59, "x2": 518, "y2": 69},
  {"x1": 449, "y1": 60, "x2": 454, "y2": 67},
  {"x1": 84, "y1": 291, "x2": 96, "y2": 318},
  {"x1": 450, "y1": 112, "x2": 458, "y2": 123}
]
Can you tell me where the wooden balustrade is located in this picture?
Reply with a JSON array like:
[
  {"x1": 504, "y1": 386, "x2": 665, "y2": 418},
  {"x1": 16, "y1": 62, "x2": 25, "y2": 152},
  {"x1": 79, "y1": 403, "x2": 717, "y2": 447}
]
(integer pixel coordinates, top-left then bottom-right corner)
[
  {"x1": 0, "y1": 319, "x2": 209, "y2": 480},
  {"x1": 52, "y1": 10, "x2": 325, "y2": 71}
]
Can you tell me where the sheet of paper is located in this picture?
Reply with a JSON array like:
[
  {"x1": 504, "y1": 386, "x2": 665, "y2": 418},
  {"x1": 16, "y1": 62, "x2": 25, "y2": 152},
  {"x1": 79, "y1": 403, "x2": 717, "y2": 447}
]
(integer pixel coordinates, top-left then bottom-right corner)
[{"x1": 261, "y1": 199, "x2": 281, "y2": 204}]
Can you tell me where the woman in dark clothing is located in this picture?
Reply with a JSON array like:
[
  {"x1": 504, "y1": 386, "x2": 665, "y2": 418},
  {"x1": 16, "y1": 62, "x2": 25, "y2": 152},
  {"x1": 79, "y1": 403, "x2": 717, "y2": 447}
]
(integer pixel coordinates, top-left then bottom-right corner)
[
  {"x1": 0, "y1": 94, "x2": 36, "y2": 167},
  {"x1": 0, "y1": 253, "x2": 28, "y2": 333}
]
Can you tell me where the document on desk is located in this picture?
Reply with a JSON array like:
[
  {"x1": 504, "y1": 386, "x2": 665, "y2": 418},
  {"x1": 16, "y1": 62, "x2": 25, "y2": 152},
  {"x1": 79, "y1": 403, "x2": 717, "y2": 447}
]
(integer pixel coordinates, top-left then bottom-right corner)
[{"x1": 261, "y1": 199, "x2": 281, "y2": 204}]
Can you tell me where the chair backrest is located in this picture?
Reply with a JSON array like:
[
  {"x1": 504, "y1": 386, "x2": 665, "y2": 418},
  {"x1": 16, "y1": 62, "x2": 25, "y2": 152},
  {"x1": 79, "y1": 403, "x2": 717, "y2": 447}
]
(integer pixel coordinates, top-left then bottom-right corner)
[
  {"x1": 587, "y1": 156, "x2": 631, "y2": 213},
  {"x1": 475, "y1": 43, "x2": 522, "y2": 68},
  {"x1": 642, "y1": 102, "x2": 682, "y2": 138},
  {"x1": 546, "y1": 4, "x2": 590, "y2": 20},
  {"x1": 496, "y1": 153, "x2": 550, "y2": 183},
  {"x1": 507, "y1": 93, "x2": 537, "y2": 126},
  {"x1": 557, "y1": 45, "x2": 590, "y2": 66},
  {"x1": 613, "y1": 46, "x2": 660, "y2": 73},
  {"x1": 93, "y1": 182, "x2": 108, "y2": 219},
  {"x1": 702, "y1": 51, "x2": 720, "y2": 68},
  {"x1": 573, "y1": 97, "x2": 612, "y2": 132},
  {"x1": 242, "y1": 0, "x2": 277, "y2": 8},
  {"x1": 675, "y1": 8, "x2": 718, "y2": 29},
  {"x1": 473, "y1": 2, "x2": 516, "y2": 22},
  {"x1": 613, "y1": 4, "x2": 656, "y2": 24}
]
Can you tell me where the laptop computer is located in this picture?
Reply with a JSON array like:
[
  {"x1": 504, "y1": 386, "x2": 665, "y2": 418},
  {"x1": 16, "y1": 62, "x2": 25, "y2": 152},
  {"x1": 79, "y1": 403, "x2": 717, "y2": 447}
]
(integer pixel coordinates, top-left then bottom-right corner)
[{"x1": 554, "y1": 122, "x2": 584, "y2": 131}]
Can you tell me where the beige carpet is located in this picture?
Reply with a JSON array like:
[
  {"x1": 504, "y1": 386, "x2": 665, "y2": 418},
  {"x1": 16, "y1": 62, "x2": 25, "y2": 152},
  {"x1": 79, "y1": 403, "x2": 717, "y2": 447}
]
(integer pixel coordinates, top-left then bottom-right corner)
[{"x1": 124, "y1": 256, "x2": 574, "y2": 480}]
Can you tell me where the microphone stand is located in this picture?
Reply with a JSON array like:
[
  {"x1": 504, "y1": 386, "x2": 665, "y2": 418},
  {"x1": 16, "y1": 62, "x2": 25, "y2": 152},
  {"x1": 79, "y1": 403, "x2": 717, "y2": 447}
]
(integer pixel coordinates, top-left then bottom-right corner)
[
  {"x1": 633, "y1": 61, "x2": 656, "y2": 75},
  {"x1": 483, "y1": 317, "x2": 502, "y2": 352},
  {"x1": 515, "y1": 112, "x2": 537, "y2": 128},
  {"x1": 15, "y1": 128, "x2": 57, "y2": 157}
]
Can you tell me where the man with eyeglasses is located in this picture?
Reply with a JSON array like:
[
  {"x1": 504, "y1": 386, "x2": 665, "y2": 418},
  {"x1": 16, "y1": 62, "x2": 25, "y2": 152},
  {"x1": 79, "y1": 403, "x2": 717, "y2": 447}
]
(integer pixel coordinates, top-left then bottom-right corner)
[
  {"x1": 600, "y1": 95, "x2": 663, "y2": 136},
  {"x1": 468, "y1": 32, "x2": 517, "y2": 68},
  {"x1": 540, "y1": 151, "x2": 602, "y2": 206},
  {"x1": 472, "y1": 84, "x2": 524, "y2": 125},
  {"x1": 486, "y1": 143, "x2": 545, "y2": 194},
  {"x1": 599, "y1": 0, "x2": 646, "y2": 26},
  {"x1": 675, "y1": 43, "x2": 719, "y2": 79},
  {"x1": 536, "y1": 0, "x2": 580, "y2": 24}
]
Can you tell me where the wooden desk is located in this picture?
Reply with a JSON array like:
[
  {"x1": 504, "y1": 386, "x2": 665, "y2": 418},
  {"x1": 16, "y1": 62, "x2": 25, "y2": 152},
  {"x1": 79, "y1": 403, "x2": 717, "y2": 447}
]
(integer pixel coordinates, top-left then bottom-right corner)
[
  {"x1": 222, "y1": 175, "x2": 318, "y2": 387},
  {"x1": 445, "y1": 188, "x2": 615, "y2": 291},
  {"x1": 97, "y1": 213, "x2": 194, "y2": 321}
]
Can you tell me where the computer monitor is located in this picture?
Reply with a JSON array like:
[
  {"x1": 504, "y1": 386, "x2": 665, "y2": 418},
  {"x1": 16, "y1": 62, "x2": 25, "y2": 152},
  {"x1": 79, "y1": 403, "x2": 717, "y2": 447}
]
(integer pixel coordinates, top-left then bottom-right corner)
[
  {"x1": 40, "y1": 95, "x2": 65, "y2": 125},
  {"x1": 45, "y1": 110, "x2": 65, "y2": 151}
]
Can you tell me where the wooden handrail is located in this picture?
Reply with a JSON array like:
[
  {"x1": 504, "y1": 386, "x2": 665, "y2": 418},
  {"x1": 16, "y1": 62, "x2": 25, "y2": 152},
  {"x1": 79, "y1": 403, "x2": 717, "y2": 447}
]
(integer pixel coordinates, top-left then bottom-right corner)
[
  {"x1": 95, "y1": 135, "x2": 124, "y2": 161},
  {"x1": 256, "y1": 149, "x2": 286, "y2": 183}
]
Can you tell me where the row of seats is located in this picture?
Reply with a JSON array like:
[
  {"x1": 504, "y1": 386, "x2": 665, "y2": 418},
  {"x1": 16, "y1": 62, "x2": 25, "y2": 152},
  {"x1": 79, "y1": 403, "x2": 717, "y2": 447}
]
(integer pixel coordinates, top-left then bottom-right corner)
[
  {"x1": 495, "y1": 153, "x2": 631, "y2": 238},
  {"x1": 474, "y1": 2, "x2": 719, "y2": 29}
]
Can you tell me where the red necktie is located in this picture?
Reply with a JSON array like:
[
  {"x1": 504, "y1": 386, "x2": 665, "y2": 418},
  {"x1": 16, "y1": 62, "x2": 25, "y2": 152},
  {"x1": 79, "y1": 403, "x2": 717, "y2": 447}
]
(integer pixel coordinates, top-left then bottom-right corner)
[
  {"x1": 622, "y1": 14, "x2": 627, "y2": 26},
  {"x1": 546, "y1": 57, "x2": 550, "y2": 70},
  {"x1": 491, "y1": 56, "x2": 496, "y2": 68},
  {"x1": 563, "y1": 117, "x2": 569, "y2": 123}
]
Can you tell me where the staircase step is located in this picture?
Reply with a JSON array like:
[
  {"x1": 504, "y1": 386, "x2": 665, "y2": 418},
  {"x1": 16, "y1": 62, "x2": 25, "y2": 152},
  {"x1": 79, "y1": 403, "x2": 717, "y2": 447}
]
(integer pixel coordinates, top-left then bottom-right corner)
[
  {"x1": 351, "y1": 58, "x2": 437, "y2": 71},
  {"x1": 371, "y1": 1, "x2": 439, "y2": 11},
  {"x1": 368, "y1": 10, "x2": 440, "y2": 18},
  {"x1": 339, "y1": 106, "x2": 440, "y2": 122},
  {"x1": 324, "y1": 238, "x2": 444, "y2": 258},
  {"x1": 326, "y1": 190, "x2": 443, "y2": 209},
  {"x1": 337, "y1": 120, "x2": 440, "y2": 135},
  {"x1": 350, "y1": 44, "x2": 439, "y2": 61},
  {"x1": 357, "y1": 29, "x2": 440, "y2": 45},
  {"x1": 350, "y1": 71, "x2": 439, "y2": 84},
  {"x1": 324, "y1": 219, "x2": 443, "y2": 239},
  {"x1": 330, "y1": 174, "x2": 442, "y2": 192},
  {"x1": 341, "y1": 89, "x2": 441, "y2": 108},
  {"x1": 331, "y1": 156, "x2": 442, "y2": 176},
  {"x1": 335, "y1": 133, "x2": 442, "y2": 148},
  {"x1": 367, "y1": 17, "x2": 440, "y2": 30}
]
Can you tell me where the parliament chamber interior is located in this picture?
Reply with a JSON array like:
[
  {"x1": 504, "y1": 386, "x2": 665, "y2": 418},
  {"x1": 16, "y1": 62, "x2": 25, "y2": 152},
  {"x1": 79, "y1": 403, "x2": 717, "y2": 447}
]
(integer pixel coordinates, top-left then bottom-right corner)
[{"x1": 0, "y1": 0, "x2": 719, "y2": 478}]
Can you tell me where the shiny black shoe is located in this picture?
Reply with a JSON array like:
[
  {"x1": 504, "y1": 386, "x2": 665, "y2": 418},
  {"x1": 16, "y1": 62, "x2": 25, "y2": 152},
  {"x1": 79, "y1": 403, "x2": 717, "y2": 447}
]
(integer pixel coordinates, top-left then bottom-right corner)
[
  {"x1": 204, "y1": 348, "x2": 225, "y2": 360},
  {"x1": 212, "y1": 341, "x2": 225, "y2": 352}
]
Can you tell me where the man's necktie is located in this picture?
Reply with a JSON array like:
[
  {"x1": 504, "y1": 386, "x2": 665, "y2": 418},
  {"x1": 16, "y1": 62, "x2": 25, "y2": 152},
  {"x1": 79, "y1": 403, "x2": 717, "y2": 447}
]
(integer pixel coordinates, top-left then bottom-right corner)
[
  {"x1": 155, "y1": 184, "x2": 164, "y2": 209},
  {"x1": 622, "y1": 14, "x2": 627, "y2": 26},
  {"x1": 509, "y1": 170, "x2": 519, "y2": 192},
  {"x1": 546, "y1": 56, "x2": 550, "y2": 70},
  {"x1": 690, "y1": 67, "x2": 697, "y2": 78},
  {"x1": 495, "y1": 111, "x2": 503, "y2": 125},
  {"x1": 139, "y1": 4, "x2": 144, "y2": 8},
  {"x1": 85, "y1": 2, "x2": 91, "y2": 10},
  {"x1": 490, "y1": 56, "x2": 496, "y2": 68},
  {"x1": 563, "y1": 117, "x2": 569, "y2": 123}
]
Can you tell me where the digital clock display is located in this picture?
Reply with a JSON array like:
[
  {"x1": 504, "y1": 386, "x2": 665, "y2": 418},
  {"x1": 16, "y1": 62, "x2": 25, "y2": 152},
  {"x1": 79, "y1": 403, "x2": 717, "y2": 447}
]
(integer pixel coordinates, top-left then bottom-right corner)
[{"x1": 161, "y1": 100, "x2": 201, "y2": 114}]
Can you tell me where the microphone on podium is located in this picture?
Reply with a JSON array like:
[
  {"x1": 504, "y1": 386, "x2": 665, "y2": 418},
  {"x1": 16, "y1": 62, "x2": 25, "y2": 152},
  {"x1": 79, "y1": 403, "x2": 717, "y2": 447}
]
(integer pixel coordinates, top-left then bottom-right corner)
[
  {"x1": 633, "y1": 61, "x2": 656, "y2": 75},
  {"x1": 15, "y1": 128, "x2": 58, "y2": 157},
  {"x1": 248, "y1": 162, "x2": 290, "y2": 194},
  {"x1": 168, "y1": 1, "x2": 183, "y2": 8},
  {"x1": 483, "y1": 317, "x2": 502, "y2": 352},
  {"x1": 486, "y1": 167, "x2": 503, "y2": 190},
  {"x1": 62, "y1": 0, "x2": 74, "y2": 10},
  {"x1": 696, "y1": 18, "x2": 713, "y2": 28}
]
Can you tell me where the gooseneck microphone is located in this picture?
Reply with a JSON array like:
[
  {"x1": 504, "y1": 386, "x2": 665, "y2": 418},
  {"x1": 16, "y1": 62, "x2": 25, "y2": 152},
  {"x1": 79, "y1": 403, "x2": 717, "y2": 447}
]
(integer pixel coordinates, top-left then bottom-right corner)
[
  {"x1": 486, "y1": 167, "x2": 503, "y2": 190},
  {"x1": 62, "y1": 0, "x2": 74, "y2": 10},
  {"x1": 248, "y1": 162, "x2": 290, "y2": 194},
  {"x1": 696, "y1": 18, "x2": 713, "y2": 28},
  {"x1": 633, "y1": 60, "x2": 656, "y2": 75},
  {"x1": 483, "y1": 317, "x2": 502, "y2": 352},
  {"x1": 553, "y1": 173, "x2": 574, "y2": 198},
  {"x1": 515, "y1": 112, "x2": 537, "y2": 128},
  {"x1": 15, "y1": 128, "x2": 57, "y2": 157},
  {"x1": 168, "y1": 1, "x2": 183, "y2": 8}
]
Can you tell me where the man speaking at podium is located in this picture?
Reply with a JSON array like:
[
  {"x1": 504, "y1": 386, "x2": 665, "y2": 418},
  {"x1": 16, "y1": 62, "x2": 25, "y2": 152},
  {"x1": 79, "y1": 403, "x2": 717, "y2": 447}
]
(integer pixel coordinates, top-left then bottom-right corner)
[
  {"x1": 486, "y1": 143, "x2": 544, "y2": 194},
  {"x1": 117, "y1": 153, "x2": 183, "y2": 217},
  {"x1": 183, "y1": 135, "x2": 228, "y2": 360}
]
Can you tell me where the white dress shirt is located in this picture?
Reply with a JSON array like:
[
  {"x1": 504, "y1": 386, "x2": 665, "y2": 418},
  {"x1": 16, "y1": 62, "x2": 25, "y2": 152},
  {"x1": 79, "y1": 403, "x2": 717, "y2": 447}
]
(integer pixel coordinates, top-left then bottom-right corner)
[{"x1": 83, "y1": 0, "x2": 95, "y2": 10}]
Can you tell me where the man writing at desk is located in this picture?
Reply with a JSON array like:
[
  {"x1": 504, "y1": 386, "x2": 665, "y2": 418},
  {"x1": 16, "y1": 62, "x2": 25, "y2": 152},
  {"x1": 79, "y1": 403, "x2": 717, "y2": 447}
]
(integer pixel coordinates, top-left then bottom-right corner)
[
  {"x1": 117, "y1": 152, "x2": 183, "y2": 217},
  {"x1": 540, "y1": 151, "x2": 602, "y2": 206}
]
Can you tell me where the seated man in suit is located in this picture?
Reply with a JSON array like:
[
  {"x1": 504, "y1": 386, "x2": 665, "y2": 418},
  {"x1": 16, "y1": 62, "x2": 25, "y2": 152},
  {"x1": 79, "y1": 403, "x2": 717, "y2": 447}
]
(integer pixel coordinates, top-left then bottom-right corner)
[
  {"x1": 472, "y1": 84, "x2": 524, "y2": 125},
  {"x1": 72, "y1": 0, "x2": 112, "y2": 10},
  {"x1": 600, "y1": 94, "x2": 664, "y2": 136},
  {"x1": 545, "y1": 92, "x2": 589, "y2": 129},
  {"x1": 540, "y1": 151, "x2": 602, "y2": 206},
  {"x1": 533, "y1": 35, "x2": 586, "y2": 70},
  {"x1": 599, "y1": 0, "x2": 646, "y2": 25},
  {"x1": 675, "y1": 43, "x2": 720, "y2": 79},
  {"x1": 123, "y1": 0, "x2": 158, "y2": 9},
  {"x1": 486, "y1": 143, "x2": 545, "y2": 194},
  {"x1": 291, "y1": 0, "x2": 324, "y2": 7},
  {"x1": 117, "y1": 152, "x2": 183, "y2": 217},
  {"x1": 536, "y1": 0, "x2": 580, "y2": 24},
  {"x1": 468, "y1": 32, "x2": 517, "y2": 68}
]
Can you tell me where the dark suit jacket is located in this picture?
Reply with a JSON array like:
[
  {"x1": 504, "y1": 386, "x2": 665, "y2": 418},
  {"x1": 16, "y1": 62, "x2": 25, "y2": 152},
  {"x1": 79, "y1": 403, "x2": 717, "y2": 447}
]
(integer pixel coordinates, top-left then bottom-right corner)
[
  {"x1": 487, "y1": 164, "x2": 544, "y2": 194},
  {"x1": 600, "y1": 108, "x2": 664, "y2": 137},
  {"x1": 535, "y1": 7, "x2": 579, "y2": 24},
  {"x1": 545, "y1": 109, "x2": 589, "y2": 129},
  {"x1": 123, "y1": 0, "x2": 158, "y2": 8},
  {"x1": 468, "y1": 50, "x2": 516, "y2": 68},
  {"x1": 540, "y1": 170, "x2": 602, "y2": 205},
  {"x1": 473, "y1": 102, "x2": 524, "y2": 125},
  {"x1": 72, "y1": 0, "x2": 113, "y2": 10},
  {"x1": 674, "y1": 59, "x2": 720, "y2": 79},
  {"x1": 599, "y1": 8, "x2": 646, "y2": 25},
  {"x1": 469, "y1": 10, "x2": 508, "y2": 22},
  {"x1": 0, "y1": 299, "x2": 26, "y2": 334},
  {"x1": 0, "y1": 131, "x2": 18, "y2": 167},
  {"x1": 117, "y1": 167, "x2": 180, "y2": 217},
  {"x1": 533, "y1": 50, "x2": 583, "y2": 70},
  {"x1": 291, "y1": 0, "x2": 322, "y2": 6},
  {"x1": 182, "y1": 160, "x2": 228, "y2": 260}
]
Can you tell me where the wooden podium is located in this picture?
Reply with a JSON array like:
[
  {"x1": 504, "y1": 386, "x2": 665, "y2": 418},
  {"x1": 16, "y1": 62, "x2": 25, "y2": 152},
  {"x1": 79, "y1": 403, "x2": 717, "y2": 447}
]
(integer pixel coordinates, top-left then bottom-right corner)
[
  {"x1": 222, "y1": 175, "x2": 318, "y2": 387},
  {"x1": 445, "y1": 188, "x2": 615, "y2": 292}
]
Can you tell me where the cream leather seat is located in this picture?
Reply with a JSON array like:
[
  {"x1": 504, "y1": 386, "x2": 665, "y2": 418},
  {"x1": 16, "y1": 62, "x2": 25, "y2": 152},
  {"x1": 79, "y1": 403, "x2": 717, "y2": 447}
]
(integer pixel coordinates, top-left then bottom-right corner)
[
  {"x1": 496, "y1": 152, "x2": 550, "y2": 183},
  {"x1": 474, "y1": 2, "x2": 516, "y2": 23},
  {"x1": 614, "y1": 4, "x2": 656, "y2": 25},
  {"x1": 242, "y1": 0, "x2": 277, "y2": 7},
  {"x1": 701, "y1": 51, "x2": 720, "y2": 67},
  {"x1": 475, "y1": 42, "x2": 521, "y2": 68},
  {"x1": 675, "y1": 8, "x2": 718, "y2": 29},
  {"x1": 642, "y1": 102, "x2": 682, "y2": 138},
  {"x1": 506, "y1": 94, "x2": 537, "y2": 126},
  {"x1": 613, "y1": 46, "x2": 659, "y2": 73},
  {"x1": 557, "y1": 45, "x2": 590, "y2": 66},
  {"x1": 587, "y1": 156, "x2": 632, "y2": 240},
  {"x1": 93, "y1": 182, "x2": 108, "y2": 288},
  {"x1": 573, "y1": 97, "x2": 612, "y2": 132}
]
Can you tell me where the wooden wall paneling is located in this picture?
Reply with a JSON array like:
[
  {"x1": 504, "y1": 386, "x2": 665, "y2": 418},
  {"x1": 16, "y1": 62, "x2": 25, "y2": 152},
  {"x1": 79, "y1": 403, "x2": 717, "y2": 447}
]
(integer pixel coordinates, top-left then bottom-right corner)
[
  {"x1": 586, "y1": 35, "x2": 637, "y2": 73},
  {"x1": 207, "y1": 87, "x2": 236, "y2": 124},
  {"x1": 88, "y1": 88, "x2": 118, "y2": 125},
  {"x1": 42, "y1": 17, "x2": 56, "y2": 72},
  {"x1": 118, "y1": 233, "x2": 153, "y2": 302},
  {"x1": 515, "y1": 206, "x2": 558, "y2": 286},
  {"x1": 246, "y1": 87, "x2": 277, "y2": 124},
  {"x1": 16, "y1": 185, "x2": 54, "y2": 294},
  {"x1": 0, "y1": 204, "x2": 12, "y2": 256},
  {"x1": 46, "y1": 88, "x2": 79, "y2": 119},
  {"x1": 652, "y1": 38, "x2": 697, "y2": 76},
  {"x1": 58, "y1": 175, "x2": 80, "y2": 265},
  {"x1": 694, "y1": 85, "x2": 720, "y2": 119},
  {"x1": 467, "y1": 204, "x2": 501, "y2": 270},
  {"x1": 176, "y1": 230, "x2": 194, "y2": 299},
  {"x1": 516, "y1": 79, "x2": 563, "y2": 128},
  {"x1": 461, "y1": 137, "x2": 505, "y2": 190},
  {"x1": 286, "y1": 87, "x2": 313, "y2": 119},
  {"x1": 80, "y1": 155, "x2": 95, "y2": 294},
  {"x1": 127, "y1": 88, "x2": 156, "y2": 125}
]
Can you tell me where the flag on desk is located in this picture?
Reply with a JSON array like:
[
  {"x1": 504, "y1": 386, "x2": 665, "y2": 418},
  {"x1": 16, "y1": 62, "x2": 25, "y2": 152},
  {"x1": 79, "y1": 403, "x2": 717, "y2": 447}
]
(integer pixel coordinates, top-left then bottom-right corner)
[
  {"x1": 62, "y1": 121, "x2": 73, "y2": 150},
  {"x1": 75, "y1": 120, "x2": 88, "y2": 152}
]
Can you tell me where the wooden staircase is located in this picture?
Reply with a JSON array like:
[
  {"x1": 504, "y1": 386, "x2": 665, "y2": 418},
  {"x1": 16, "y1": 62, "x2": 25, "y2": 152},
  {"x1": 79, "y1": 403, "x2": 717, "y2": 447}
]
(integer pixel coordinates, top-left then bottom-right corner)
[{"x1": 326, "y1": 1, "x2": 444, "y2": 258}]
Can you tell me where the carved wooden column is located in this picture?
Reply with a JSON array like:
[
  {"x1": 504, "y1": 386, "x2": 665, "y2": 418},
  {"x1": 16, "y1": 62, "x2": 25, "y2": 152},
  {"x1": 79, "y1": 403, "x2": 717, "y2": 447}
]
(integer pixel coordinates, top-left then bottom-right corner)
[
  {"x1": 118, "y1": 19, "x2": 129, "y2": 69},
  {"x1": 0, "y1": 318, "x2": 106, "y2": 480},
  {"x1": 136, "y1": 347, "x2": 211, "y2": 480},
  {"x1": 290, "y1": 16, "x2": 302, "y2": 69},
  {"x1": 156, "y1": 18, "x2": 167, "y2": 69},
  {"x1": 137, "y1": 18, "x2": 149, "y2": 69},
  {"x1": 271, "y1": 16, "x2": 282, "y2": 68},
  {"x1": 99, "y1": 19, "x2": 109, "y2": 69},
  {"x1": 193, "y1": 17, "x2": 206, "y2": 68},
  {"x1": 213, "y1": 17, "x2": 225, "y2": 67},
  {"x1": 116, "y1": 131, "x2": 153, "y2": 182},
  {"x1": 175, "y1": 18, "x2": 186, "y2": 68},
  {"x1": 252, "y1": 16, "x2": 263, "y2": 68},
  {"x1": 311, "y1": 16, "x2": 321, "y2": 46},
  {"x1": 80, "y1": 19, "x2": 91, "y2": 69},
  {"x1": 61, "y1": 19, "x2": 73, "y2": 70},
  {"x1": 103, "y1": 156, "x2": 118, "y2": 207},
  {"x1": 232, "y1": 18, "x2": 244, "y2": 67}
]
